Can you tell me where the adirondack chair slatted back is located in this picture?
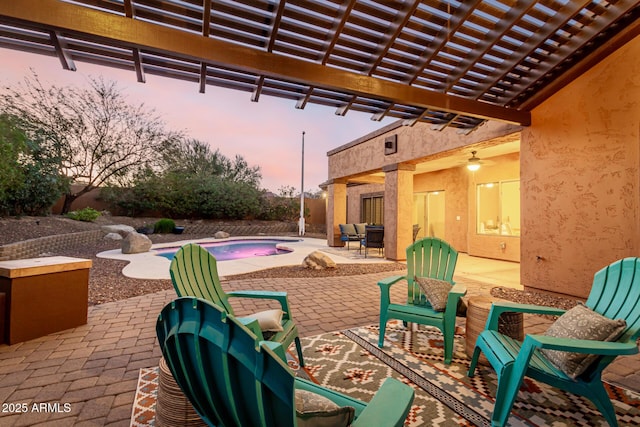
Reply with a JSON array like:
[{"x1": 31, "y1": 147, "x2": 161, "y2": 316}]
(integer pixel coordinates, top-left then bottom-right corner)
[
  {"x1": 157, "y1": 298, "x2": 296, "y2": 427},
  {"x1": 587, "y1": 257, "x2": 640, "y2": 340},
  {"x1": 406, "y1": 238, "x2": 458, "y2": 305},
  {"x1": 582, "y1": 257, "x2": 640, "y2": 378},
  {"x1": 169, "y1": 243, "x2": 234, "y2": 314}
]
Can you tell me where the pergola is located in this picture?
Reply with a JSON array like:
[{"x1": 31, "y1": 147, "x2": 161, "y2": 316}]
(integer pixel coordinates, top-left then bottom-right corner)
[{"x1": 1, "y1": 0, "x2": 638, "y2": 134}]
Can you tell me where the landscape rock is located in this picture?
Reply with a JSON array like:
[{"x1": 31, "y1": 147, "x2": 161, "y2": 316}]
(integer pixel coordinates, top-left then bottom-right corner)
[
  {"x1": 104, "y1": 232, "x2": 123, "y2": 241},
  {"x1": 214, "y1": 231, "x2": 230, "y2": 239},
  {"x1": 101, "y1": 224, "x2": 136, "y2": 238},
  {"x1": 302, "y1": 251, "x2": 336, "y2": 270},
  {"x1": 122, "y1": 231, "x2": 152, "y2": 254}
]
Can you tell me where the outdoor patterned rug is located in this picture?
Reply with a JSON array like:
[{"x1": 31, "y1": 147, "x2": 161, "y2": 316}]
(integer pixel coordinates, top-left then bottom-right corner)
[{"x1": 131, "y1": 321, "x2": 640, "y2": 426}]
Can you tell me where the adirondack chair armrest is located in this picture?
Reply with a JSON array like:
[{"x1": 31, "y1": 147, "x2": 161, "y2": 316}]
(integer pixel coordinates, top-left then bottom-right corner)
[
  {"x1": 526, "y1": 334, "x2": 640, "y2": 356},
  {"x1": 227, "y1": 290, "x2": 291, "y2": 312},
  {"x1": 378, "y1": 275, "x2": 406, "y2": 288},
  {"x1": 448, "y1": 283, "x2": 467, "y2": 298},
  {"x1": 294, "y1": 377, "x2": 366, "y2": 413},
  {"x1": 485, "y1": 302, "x2": 566, "y2": 330},
  {"x1": 259, "y1": 340, "x2": 287, "y2": 362},
  {"x1": 350, "y1": 377, "x2": 415, "y2": 427},
  {"x1": 377, "y1": 275, "x2": 407, "y2": 305},
  {"x1": 236, "y1": 317, "x2": 265, "y2": 340}
]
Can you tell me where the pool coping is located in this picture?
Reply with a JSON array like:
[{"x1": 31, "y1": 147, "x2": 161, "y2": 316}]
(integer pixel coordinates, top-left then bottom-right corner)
[{"x1": 97, "y1": 236, "x2": 389, "y2": 280}]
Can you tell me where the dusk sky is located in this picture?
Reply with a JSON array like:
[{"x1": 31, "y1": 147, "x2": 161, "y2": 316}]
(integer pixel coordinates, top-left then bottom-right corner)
[{"x1": 1, "y1": 47, "x2": 396, "y2": 193}]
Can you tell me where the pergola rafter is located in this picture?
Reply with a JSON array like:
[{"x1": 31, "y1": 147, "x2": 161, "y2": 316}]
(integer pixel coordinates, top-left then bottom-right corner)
[{"x1": 1, "y1": 0, "x2": 638, "y2": 131}]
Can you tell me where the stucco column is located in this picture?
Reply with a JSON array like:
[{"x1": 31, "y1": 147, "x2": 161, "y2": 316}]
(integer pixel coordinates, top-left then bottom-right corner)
[
  {"x1": 326, "y1": 180, "x2": 347, "y2": 247},
  {"x1": 383, "y1": 163, "x2": 415, "y2": 261}
]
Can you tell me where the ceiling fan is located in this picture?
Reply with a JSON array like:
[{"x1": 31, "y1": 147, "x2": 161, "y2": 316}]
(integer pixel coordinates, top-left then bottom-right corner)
[{"x1": 467, "y1": 151, "x2": 482, "y2": 171}]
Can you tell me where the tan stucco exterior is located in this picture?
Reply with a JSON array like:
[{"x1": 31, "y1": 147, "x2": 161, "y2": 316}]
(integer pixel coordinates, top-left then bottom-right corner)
[
  {"x1": 326, "y1": 35, "x2": 640, "y2": 298},
  {"x1": 520, "y1": 35, "x2": 640, "y2": 298},
  {"x1": 327, "y1": 120, "x2": 522, "y2": 180}
]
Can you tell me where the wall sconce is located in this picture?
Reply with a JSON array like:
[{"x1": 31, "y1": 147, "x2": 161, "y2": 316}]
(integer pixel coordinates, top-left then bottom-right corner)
[
  {"x1": 384, "y1": 134, "x2": 397, "y2": 155},
  {"x1": 467, "y1": 151, "x2": 481, "y2": 171}
]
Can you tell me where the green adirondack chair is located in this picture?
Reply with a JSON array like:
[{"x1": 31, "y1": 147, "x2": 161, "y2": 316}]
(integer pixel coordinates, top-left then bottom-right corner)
[
  {"x1": 169, "y1": 243, "x2": 305, "y2": 366},
  {"x1": 157, "y1": 297, "x2": 415, "y2": 427},
  {"x1": 468, "y1": 257, "x2": 640, "y2": 427},
  {"x1": 378, "y1": 237, "x2": 465, "y2": 364}
]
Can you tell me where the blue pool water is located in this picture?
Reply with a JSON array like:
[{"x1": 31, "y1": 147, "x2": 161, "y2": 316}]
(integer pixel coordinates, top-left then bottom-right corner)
[{"x1": 155, "y1": 239, "x2": 297, "y2": 261}]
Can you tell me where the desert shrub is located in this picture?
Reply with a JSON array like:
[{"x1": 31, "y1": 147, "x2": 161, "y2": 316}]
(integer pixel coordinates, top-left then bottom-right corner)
[
  {"x1": 154, "y1": 218, "x2": 176, "y2": 234},
  {"x1": 100, "y1": 153, "x2": 265, "y2": 220},
  {"x1": 0, "y1": 114, "x2": 67, "y2": 217},
  {"x1": 67, "y1": 207, "x2": 101, "y2": 222},
  {"x1": 258, "y1": 196, "x2": 300, "y2": 221}
]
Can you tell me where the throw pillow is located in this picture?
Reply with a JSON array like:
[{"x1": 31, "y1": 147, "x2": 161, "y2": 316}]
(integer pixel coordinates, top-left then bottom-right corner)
[
  {"x1": 295, "y1": 389, "x2": 355, "y2": 427},
  {"x1": 540, "y1": 302, "x2": 627, "y2": 379},
  {"x1": 250, "y1": 309, "x2": 284, "y2": 332},
  {"x1": 414, "y1": 276, "x2": 451, "y2": 312}
]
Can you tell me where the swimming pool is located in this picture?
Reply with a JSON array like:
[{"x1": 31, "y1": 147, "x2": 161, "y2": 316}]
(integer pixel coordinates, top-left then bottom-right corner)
[{"x1": 155, "y1": 239, "x2": 299, "y2": 261}]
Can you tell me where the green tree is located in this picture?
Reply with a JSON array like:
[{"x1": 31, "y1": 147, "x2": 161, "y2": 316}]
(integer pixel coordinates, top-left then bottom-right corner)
[
  {"x1": 162, "y1": 138, "x2": 261, "y2": 186},
  {"x1": 0, "y1": 114, "x2": 26, "y2": 202},
  {"x1": 102, "y1": 138, "x2": 264, "y2": 219},
  {"x1": 0, "y1": 72, "x2": 179, "y2": 214},
  {"x1": 0, "y1": 114, "x2": 67, "y2": 216}
]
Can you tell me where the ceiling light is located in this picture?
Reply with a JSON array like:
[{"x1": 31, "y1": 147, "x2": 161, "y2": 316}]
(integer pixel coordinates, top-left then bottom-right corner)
[{"x1": 467, "y1": 151, "x2": 481, "y2": 171}]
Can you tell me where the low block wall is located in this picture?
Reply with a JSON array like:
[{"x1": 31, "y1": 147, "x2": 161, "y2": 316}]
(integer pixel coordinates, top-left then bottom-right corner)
[
  {"x1": 0, "y1": 230, "x2": 103, "y2": 261},
  {"x1": 182, "y1": 222, "x2": 298, "y2": 236},
  {"x1": 0, "y1": 222, "x2": 327, "y2": 261}
]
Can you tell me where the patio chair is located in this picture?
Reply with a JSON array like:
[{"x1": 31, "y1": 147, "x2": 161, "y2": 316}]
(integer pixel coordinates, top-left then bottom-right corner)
[
  {"x1": 339, "y1": 223, "x2": 361, "y2": 250},
  {"x1": 377, "y1": 237, "x2": 465, "y2": 364},
  {"x1": 360, "y1": 225, "x2": 384, "y2": 258},
  {"x1": 468, "y1": 257, "x2": 640, "y2": 427},
  {"x1": 156, "y1": 297, "x2": 415, "y2": 427},
  {"x1": 169, "y1": 243, "x2": 305, "y2": 366}
]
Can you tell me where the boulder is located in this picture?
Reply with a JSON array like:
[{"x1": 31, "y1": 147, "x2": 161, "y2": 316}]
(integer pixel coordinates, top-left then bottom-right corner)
[
  {"x1": 302, "y1": 251, "x2": 337, "y2": 270},
  {"x1": 214, "y1": 231, "x2": 230, "y2": 239},
  {"x1": 104, "y1": 232, "x2": 123, "y2": 241},
  {"x1": 101, "y1": 224, "x2": 136, "y2": 238},
  {"x1": 122, "y1": 231, "x2": 152, "y2": 254}
]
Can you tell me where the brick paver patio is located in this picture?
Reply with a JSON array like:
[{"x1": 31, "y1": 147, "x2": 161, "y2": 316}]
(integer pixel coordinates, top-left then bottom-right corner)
[{"x1": 1, "y1": 267, "x2": 639, "y2": 426}]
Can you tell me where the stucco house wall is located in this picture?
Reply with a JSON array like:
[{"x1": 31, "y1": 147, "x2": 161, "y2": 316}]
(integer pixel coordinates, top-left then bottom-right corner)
[
  {"x1": 328, "y1": 121, "x2": 522, "y2": 180},
  {"x1": 520, "y1": 35, "x2": 640, "y2": 299}
]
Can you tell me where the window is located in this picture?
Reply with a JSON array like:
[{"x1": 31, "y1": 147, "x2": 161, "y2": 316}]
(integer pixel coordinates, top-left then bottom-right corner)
[
  {"x1": 362, "y1": 194, "x2": 383, "y2": 225},
  {"x1": 477, "y1": 180, "x2": 520, "y2": 236}
]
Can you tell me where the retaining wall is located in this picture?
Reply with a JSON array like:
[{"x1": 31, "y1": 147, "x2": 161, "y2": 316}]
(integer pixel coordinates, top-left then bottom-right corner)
[
  {"x1": 182, "y1": 222, "x2": 298, "y2": 236},
  {"x1": 0, "y1": 230, "x2": 104, "y2": 261},
  {"x1": 0, "y1": 222, "x2": 326, "y2": 261}
]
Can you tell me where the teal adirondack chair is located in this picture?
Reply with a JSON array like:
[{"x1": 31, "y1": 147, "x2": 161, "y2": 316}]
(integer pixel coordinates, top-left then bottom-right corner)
[
  {"x1": 169, "y1": 243, "x2": 305, "y2": 366},
  {"x1": 157, "y1": 297, "x2": 415, "y2": 427},
  {"x1": 378, "y1": 237, "x2": 465, "y2": 364},
  {"x1": 468, "y1": 257, "x2": 640, "y2": 427}
]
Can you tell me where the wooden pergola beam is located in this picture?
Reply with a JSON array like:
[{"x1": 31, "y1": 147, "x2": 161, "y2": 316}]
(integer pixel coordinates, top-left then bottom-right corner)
[{"x1": 0, "y1": 0, "x2": 531, "y2": 126}]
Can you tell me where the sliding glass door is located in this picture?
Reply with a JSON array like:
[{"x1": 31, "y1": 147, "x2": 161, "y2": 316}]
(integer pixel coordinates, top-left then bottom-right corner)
[{"x1": 413, "y1": 191, "x2": 445, "y2": 240}]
